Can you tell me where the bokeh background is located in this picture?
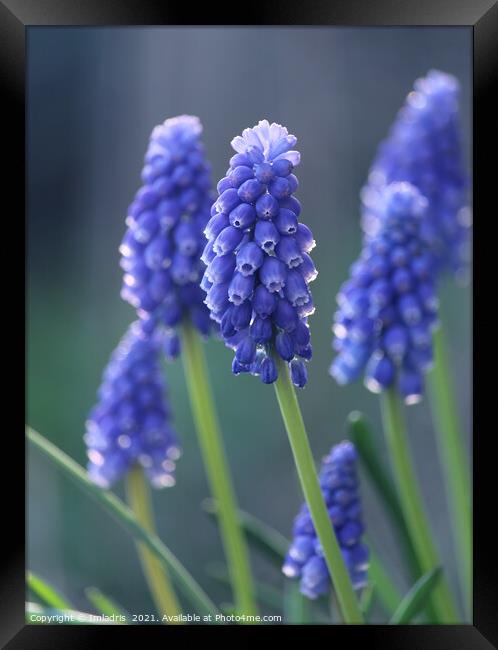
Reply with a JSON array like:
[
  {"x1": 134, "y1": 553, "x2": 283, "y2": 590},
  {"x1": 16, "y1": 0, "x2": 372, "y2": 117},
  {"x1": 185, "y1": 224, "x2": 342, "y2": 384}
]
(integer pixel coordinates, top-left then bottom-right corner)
[{"x1": 27, "y1": 27, "x2": 471, "y2": 622}]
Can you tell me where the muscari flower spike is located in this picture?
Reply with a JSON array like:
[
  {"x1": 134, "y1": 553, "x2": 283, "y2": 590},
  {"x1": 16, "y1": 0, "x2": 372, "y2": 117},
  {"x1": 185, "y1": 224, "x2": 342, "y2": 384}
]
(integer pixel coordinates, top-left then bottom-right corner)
[
  {"x1": 331, "y1": 182, "x2": 439, "y2": 404},
  {"x1": 85, "y1": 321, "x2": 181, "y2": 489},
  {"x1": 361, "y1": 70, "x2": 471, "y2": 281},
  {"x1": 120, "y1": 115, "x2": 215, "y2": 359},
  {"x1": 282, "y1": 441, "x2": 368, "y2": 599},
  {"x1": 201, "y1": 120, "x2": 317, "y2": 387}
]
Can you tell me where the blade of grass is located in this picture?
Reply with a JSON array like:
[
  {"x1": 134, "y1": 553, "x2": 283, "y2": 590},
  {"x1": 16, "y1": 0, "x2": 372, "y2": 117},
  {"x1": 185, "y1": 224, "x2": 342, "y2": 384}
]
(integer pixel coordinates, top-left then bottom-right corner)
[
  {"x1": 428, "y1": 325, "x2": 471, "y2": 617},
  {"x1": 206, "y1": 562, "x2": 283, "y2": 613},
  {"x1": 206, "y1": 563, "x2": 331, "y2": 624},
  {"x1": 348, "y1": 412, "x2": 420, "y2": 581},
  {"x1": 84, "y1": 587, "x2": 129, "y2": 619},
  {"x1": 27, "y1": 427, "x2": 219, "y2": 619},
  {"x1": 381, "y1": 390, "x2": 458, "y2": 622},
  {"x1": 204, "y1": 497, "x2": 400, "y2": 621},
  {"x1": 26, "y1": 602, "x2": 119, "y2": 625},
  {"x1": 284, "y1": 579, "x2": 311, "y2": 624},
  {"x1": 26, "y1": 571, "x2": 72, "y2": 610},
  {"x1": 366, "y1": 539, "x2": 403, "y2": 616},
  {"x1": 202, "y1": 497, "x2": 288, "y2": 564},
  {"x1": 390, "y1": 567, "x2": 442, "y2": 624},
  {"x1": 359, "y1": 583, "x2": 375, "y2": 619}
]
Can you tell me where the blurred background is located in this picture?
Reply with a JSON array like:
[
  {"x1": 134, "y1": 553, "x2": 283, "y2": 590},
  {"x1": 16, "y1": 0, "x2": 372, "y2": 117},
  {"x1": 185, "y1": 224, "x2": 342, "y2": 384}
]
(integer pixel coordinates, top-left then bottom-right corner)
[{"x1": 27, "y1": 27, "x2": 471, "y2": 622}]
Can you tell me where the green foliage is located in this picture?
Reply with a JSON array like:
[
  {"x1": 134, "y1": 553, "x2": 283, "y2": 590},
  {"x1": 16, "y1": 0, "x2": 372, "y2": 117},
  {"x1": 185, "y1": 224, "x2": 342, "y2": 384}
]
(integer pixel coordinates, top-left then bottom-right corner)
[
  {"x1": 26, "y1": 571, "x2": 72, "y2": 610},
  {"x1": 203, "y1": 497, "x2": 400, "y2": 624},
  {"x1": 206, "y1": 562, "x2": 283, "y2": 613},
  {"x1": 283, "y1": 580, "x2": 310, "y2": 624},
  {"x1": 366, "y1": 539, "x2": 403, "y2": 615},
  {"x1": 390, "y1": 567, "x2": 443, "y2": 624},
  {"x1": 348, "y1": 411, "x2": 420, "y2": 580},
  {"x1": 27, "y1": 427, "x2": 220, "y2": 619},
  {"x1": 26, "y1": 602, "x2": 116, "y2": 625},
  {"x1": 203, "y1": 497, "x2": 288, "y2": 563},
  {"x1": 85, "y1": 587, "x2": 129, "y2": 620}
]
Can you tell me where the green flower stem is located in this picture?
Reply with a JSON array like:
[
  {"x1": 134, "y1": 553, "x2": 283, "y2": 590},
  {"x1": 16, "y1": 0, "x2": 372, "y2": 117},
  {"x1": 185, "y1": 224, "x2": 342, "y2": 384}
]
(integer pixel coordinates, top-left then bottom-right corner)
[
  {"x1": 428, "y1": 326, "x2": 472, "y2": 616},
  {"x1": 348, "y1": 412, "x2": 421, "y2": 581},
  {"x1": 125, "y1": 465, "x2": 183, "y2": 623},
  {"x1": 380, "y1": 388, "x2": 459, "y2": 622},
  {"x1": 349, "y1": 412, "x2": 437, "y2": 620},
  {"x1": 181, "y1": 322, "x2": 257, "y2": 618},
  {"x1": 273, "y1": 356, "x2": 363, "y2": 624},
  {"x1": 27, "y1": 427, "x2": 220, "y2": 619}
]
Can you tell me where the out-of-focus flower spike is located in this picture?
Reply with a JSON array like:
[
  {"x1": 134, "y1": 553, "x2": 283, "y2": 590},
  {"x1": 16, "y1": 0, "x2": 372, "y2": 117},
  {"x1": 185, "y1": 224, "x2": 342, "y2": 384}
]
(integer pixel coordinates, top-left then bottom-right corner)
[
  {"x1": 282, "y1": 440, "x2": 368, "y2": 599},
  {"x1": 85, "y1": 321, "x2": 181, "y2": 489},
  {"x1": 120, "y1": 115, "x2": 215, "y2": 340},
  {"x1": 331, "y1": 182, "x2": 437, "y2": 403},
  {"x1": 362, "y1": 70, "x2": 471, "y2": 281}
]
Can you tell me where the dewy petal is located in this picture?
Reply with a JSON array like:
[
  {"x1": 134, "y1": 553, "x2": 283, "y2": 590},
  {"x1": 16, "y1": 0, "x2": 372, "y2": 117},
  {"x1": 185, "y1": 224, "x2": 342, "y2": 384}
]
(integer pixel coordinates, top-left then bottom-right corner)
[
  {"x1": 269, "y1": 135, "x2": 298, "y2": 160},
  {"x1": 242, "y1": 127, "x2": 264, "y2": 150},
  {"x1": 255, "y1": 119, "x2": 271, "y2": 149},
  {"x1": 276, "y1": 150, "x2": 301, "y2": 167},
  {"x1": 232, "y1": 121, "x2": 299, "y2": 163},
  {"x1": 269, "y1": 122, "x2": 288, "y2": 143},
  {"x1": 231, "y1": 135, "x2": 248, "y2": 153}
]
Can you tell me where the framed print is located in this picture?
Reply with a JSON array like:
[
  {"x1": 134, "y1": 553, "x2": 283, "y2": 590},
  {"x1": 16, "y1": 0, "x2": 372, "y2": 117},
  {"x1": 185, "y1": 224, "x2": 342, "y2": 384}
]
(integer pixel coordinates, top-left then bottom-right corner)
[{"x1": 3, "y1": 0, "x2": 496, "y2": 646}]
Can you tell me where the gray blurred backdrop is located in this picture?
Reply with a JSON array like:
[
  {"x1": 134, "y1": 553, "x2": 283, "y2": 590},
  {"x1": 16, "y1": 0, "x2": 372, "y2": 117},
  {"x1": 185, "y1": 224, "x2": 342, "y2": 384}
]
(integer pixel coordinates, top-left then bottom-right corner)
[{"x1": 27, "y1": 27, "x2": 471, "y2": 621}]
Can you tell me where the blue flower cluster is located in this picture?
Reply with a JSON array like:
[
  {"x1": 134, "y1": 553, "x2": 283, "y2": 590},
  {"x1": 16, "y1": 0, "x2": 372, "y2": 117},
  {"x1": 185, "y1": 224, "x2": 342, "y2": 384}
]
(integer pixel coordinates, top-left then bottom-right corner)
[
  {"x1": 282, "y1": 441, "x2": 368, "y2": 599},
  {"x1": 361, "y1": 70, "x2": 471, "y2": 281},
  {"x1": 201, "y1": 120, "x2": 317, "y2": 387},
  {"x1": 120, "y1": 115, "x2": 215, "y2": 356},
  {"x1": 331, "y1": 183, "x2": 438, "y2": 403},
  {"x1": 85, "y1": 321, "x2": 181, "y2": 489}
]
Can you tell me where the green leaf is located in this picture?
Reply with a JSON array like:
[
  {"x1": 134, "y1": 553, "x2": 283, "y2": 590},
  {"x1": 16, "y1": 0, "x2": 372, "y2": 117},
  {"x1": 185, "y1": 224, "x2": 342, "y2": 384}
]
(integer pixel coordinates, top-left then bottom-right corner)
[
  {"x1": 390, "y1": 567, "x2": 442, "y2": 624},
  {"x1": 367, "y1": 540, "x2": 403, "y2": 615},
  {"x1": 203, "y1": 479, "x2": 403, "y2": 623},
  {"x1": 85, "y1": 587, "x2": 129, "y2": 620},
  {"x1": 27, "y1": 427, "x2": 220, "y2": 619},
  {"x1": 26, "y1": 571, "x2": 72, "y2": 610},
  {"x1": 202, "y1": 500, "x2": 351, "y2": 624},
  {"x1": 220, "y1": 602, "x2": 236, "y2": 616},
  {"x1": 26, "y1": 601, "x2": 118, "y2": 625},
  {"x1": 284, "y1": 579, "x2": 310, "y2": 623},
  {"x1": 202, "y1": 497, "x2": 288, "y2": 566},
  {"x1": 348, "y1": 412, "x2": 421, "y2": 580},
  {"x1": 206, "y1": 562, "x2": 283, "y2": 613},
  {"x1": 359, "y1": 583, "x2": 375, "y2": 618}
]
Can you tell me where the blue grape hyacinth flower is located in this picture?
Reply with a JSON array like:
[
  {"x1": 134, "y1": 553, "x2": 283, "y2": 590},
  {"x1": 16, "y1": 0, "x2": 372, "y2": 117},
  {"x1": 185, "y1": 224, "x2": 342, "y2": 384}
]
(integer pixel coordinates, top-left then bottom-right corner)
[
  {"x1": 361, "y1": 70, "x2": 471, "y2": 281},
  {"x1": 282, "y1": 441, "x2": 368, "y2": 599},
  {"x1": 85, "y1": 321, "x2": 181, "y2": 489},
  {"x1": 120, "y1": 115, "x2": 215, "y2": 357},
  {"x1": 201, "y1": 120, "x2": 317, "y2": 387},
  {"x1": 331, "y1": 182, "x2": 439, "y2": 404}
]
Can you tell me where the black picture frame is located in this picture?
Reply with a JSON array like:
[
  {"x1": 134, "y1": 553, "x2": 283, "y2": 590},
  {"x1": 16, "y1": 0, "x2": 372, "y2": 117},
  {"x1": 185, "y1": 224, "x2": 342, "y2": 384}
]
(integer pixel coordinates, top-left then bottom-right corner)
[{"x1": 5, "y1": 0, "x2": 496, "y2": 646}]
